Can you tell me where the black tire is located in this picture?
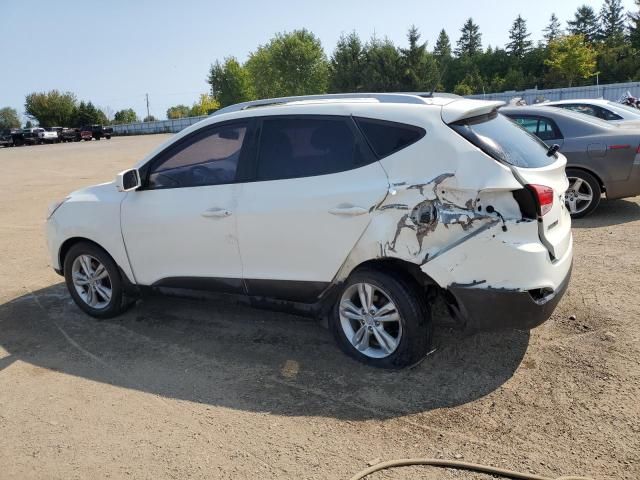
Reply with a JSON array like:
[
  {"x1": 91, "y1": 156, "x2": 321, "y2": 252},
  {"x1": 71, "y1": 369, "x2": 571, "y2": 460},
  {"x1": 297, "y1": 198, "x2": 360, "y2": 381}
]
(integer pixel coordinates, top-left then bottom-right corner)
[
  {"x1": 565, "y1": 169, "x2": 601, "y2": 218},
  {"x1": 329, "y1": 268, "x2": 432, "y2": 369},
  {"x1": 63, "y1": 242, "x2": 132, "y2": 319}
]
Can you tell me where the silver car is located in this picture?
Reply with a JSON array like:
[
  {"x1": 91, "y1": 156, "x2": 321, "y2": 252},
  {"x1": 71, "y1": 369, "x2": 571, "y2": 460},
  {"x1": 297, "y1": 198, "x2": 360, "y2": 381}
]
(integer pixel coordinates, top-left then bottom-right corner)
[
  {"x1": 502, "y1": 106, "x2": 640, "y2": 217},
  {"x1": 540, "y1": 99, "x2": 640, "y2": 125}
]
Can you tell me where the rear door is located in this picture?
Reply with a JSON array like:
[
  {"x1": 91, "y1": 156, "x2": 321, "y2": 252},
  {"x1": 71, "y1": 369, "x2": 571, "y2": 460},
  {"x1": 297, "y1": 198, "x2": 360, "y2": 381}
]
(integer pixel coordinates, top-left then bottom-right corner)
[
  {"x1": 450, "y1": 111, "x2": 571, "y2": 260},
  {"x1": 235, "y1": 115, "x2": 389, "y2": 299}
]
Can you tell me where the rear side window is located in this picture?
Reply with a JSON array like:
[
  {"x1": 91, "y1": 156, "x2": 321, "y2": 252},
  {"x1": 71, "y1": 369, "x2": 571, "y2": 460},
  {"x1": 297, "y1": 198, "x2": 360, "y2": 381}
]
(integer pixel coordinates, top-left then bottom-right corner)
[
  {"x1": 450, "y1": 111, "x2": 556, "y2": 168},
  {"x1": 355, "y1": 117, "x2": 425, "y2": 158},
  {"x1": 256, "y1": 117, "x2": 370, "y2": 181},
  {"x1": 512, "y1": 116, "x2": 562, "y2": 141}
]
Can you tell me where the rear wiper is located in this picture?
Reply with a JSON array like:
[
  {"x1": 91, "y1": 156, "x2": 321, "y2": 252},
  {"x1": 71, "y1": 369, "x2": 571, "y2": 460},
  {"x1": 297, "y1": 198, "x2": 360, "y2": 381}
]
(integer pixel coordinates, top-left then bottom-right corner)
[{"x1": 546, "y1": 144, "x2": 560, "y2": 157}]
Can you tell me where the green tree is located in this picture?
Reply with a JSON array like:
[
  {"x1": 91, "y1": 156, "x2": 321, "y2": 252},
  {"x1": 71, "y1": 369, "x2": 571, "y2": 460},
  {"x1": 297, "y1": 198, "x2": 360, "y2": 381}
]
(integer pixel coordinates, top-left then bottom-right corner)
[
  {"x1": 455, "y1": 18, "x2": 482, "y2": 56},
  {"x1": 166, "y1": 104, "x2": 191, "y2": 119},
  {"x1": 545, "y1": 35, "x2": 597, "y2": 86},
  {"x1": 24, "y1": 90, "x2": 77, "y2": 126},
  {"x1": 0, "y1": 107, "x2": 21, "y2": 129},
  {"x1": 329, "y1": 31, "x2": 365, "y2": 92},
  {"x1": 567, "y1": 5, "x2": 599, "y2": 43},
  {"x1": 434, "y1": 29, "x2": 452, "y2": 59},
  {"x1": 25, "y1": 120, "x2": 33, "y2": 129},
  {"x1": 543, "y1": 13, "x2": 563, "y2": 44},
  {"x1": 506, "y1": 15, "x2": 533, "y2": 58},
  {"x1": 143, "y1": 115, "x2": 157, "y2": 122},
  {"x1": 113, "y1": 108, "x2": 138, "y2": 124},
  {"x1": 208, "y1": 57, "x2": 253, "y2": 107},
  {"x1": 628, "y1": 0, "x2": 640, "y2": 50},
  {"x1": 246, "y1": 29, "x2": 328, "y2": 98},
  {"x1": 189, "y1": 94, "x2": 220, "y2": 116},
  {"x1": 399, "y1": 26, "x2": 439, "y2": 90},
  {"x1": 73, "y1": 101, "x2": 107, "y2": 127},
  {"x1": 361, "y1": 37, "x2": 402, "y2": 91},
  {"x1": 599, "y1": 0, "x2": 626, "y2": 45}
]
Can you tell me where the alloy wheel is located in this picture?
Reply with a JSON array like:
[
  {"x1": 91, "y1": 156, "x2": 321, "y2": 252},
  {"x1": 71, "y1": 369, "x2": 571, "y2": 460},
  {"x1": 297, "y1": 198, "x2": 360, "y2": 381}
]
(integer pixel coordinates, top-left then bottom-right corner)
[
  {"x1": 565, "y1": 176, "x2": 594, "y2": 215},
  {"x1": 71, "y1": 254, "x2": 112, "y2": 309},
  {"x1": 339, "y1": 282, "x2": 403, "y2": 359}
]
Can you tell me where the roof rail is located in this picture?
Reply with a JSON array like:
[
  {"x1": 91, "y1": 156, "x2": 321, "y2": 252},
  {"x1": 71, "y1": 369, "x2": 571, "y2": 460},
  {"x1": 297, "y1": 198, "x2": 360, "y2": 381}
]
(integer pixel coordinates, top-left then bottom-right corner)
[{"x1": 212, "y1": 92, "x2": 453, "y2": 116}]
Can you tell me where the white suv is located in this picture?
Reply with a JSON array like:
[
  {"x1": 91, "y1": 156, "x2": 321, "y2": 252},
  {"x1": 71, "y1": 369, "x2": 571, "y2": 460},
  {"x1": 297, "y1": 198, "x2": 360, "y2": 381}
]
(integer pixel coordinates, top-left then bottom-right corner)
[{"x1": 46, "y1": 93, "x2": 573, "y2": 368}]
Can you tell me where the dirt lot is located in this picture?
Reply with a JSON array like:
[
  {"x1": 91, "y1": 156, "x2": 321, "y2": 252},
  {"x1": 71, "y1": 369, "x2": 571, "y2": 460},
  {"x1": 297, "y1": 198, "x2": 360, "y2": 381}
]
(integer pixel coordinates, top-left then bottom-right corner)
[{"x1": 0, "y1": 136, "x2": 638, "y2": 480}]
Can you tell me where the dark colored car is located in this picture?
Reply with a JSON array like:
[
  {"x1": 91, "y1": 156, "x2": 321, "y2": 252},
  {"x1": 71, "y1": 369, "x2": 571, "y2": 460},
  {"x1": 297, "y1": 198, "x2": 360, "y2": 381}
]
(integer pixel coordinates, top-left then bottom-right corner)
[
  {"x1": 81, "y1": 125, "x2": 113, "y2": 141},
  {"x1": 502, "y1": 105, "x2": 640, "y2": 217},
  {"x1": 0, "y1": 129, "x2": 15, "y2": 147},
  {"x1": 61, "y1": 128, "x2": 81, "y2": 142}
]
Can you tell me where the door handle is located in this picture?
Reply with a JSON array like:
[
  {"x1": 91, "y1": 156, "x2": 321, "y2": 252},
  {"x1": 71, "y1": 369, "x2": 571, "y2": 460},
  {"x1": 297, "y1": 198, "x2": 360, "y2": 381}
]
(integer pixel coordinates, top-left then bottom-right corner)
[
  {"x1": 201, "y1": 208, "x2": 232, "y2": 218},
  {"x1": 328, "y1": 205, "x2": 369, "y2": 216}
]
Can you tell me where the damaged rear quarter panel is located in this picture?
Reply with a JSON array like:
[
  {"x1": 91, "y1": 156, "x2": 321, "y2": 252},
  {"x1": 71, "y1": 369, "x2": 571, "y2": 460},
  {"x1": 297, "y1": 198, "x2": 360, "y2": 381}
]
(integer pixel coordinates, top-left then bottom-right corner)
[{"x1": 335, "y1": 110, "x2": 530, "y2": 289}]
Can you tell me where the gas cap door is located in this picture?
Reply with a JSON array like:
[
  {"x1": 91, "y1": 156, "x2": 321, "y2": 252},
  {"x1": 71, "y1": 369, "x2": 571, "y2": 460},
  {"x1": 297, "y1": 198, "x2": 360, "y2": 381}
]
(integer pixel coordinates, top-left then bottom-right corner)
[{"x1": 587, "y1": 143, "x2": 607, "y2": 158}]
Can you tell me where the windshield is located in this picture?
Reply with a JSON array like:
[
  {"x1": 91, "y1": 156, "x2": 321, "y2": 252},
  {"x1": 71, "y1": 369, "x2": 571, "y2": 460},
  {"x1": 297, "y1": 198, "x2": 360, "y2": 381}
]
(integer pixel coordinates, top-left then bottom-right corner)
[{"x1": 450, "y1": 111, "x2": 556, "y2": 168}]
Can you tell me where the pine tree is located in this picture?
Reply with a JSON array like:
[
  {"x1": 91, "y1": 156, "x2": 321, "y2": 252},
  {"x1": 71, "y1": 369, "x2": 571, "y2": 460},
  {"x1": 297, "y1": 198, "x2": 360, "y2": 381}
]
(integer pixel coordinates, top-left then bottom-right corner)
[
  {"x1": 629, "y1": 0, "x2": 640, "y2": 50},
  {"x1": 434, "y1": 29, "x2": 452, "y2": 58},
  {"x1": 543, "y1": 13, "x2": 563, "y2": 44},
  {"x1": 598, "y1": 0, "x2": 626, "y2": 45},
  {"x1": 567, "y1": 5, "x2": 599, "y2": 43},
  {"x1": 329, "y1": 32, "x2": 365, "y2": 92},
  {"x1": 399, "y1": 26, "x2": 438, "y2": 90},
  {"x1": 455, "y1": 18, "x2": 482, "y2": 56},
  {"x1": 506, "y1": 15, "x2": 533, "y2": 58}
]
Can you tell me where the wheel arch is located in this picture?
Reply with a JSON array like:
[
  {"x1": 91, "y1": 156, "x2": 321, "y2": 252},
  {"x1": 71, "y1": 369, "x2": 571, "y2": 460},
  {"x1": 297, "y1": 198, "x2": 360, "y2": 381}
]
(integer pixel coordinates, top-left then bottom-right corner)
[
  {"x1": 565, "y1": 165, "x2": 606, "y2": 192},
  {"x1": 58, "y1": 237, "x2": 135, "y2": 289}
]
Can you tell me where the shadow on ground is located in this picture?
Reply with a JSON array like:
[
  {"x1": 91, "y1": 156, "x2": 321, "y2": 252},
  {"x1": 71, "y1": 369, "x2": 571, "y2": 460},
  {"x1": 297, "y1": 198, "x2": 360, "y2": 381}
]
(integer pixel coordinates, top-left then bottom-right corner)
[
  {"x1": 572, "y1": 198, "x2": 640, "y2": 228},
  {"x1": 0, "y1": 284, "x2": 529, "y2": 420}
]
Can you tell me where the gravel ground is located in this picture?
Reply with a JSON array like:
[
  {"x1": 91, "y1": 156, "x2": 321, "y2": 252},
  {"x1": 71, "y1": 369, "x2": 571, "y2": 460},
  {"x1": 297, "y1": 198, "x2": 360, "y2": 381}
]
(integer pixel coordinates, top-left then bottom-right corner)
[{"x1": 0, "y1": 135, "x2": 638, "y2": 480}]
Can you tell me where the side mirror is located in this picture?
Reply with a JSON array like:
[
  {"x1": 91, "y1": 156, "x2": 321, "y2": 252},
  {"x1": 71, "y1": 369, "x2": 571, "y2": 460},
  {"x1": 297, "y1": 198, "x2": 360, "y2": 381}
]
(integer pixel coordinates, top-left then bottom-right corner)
[{"x1": 116, "y1": 168, "x2": 141, "y2": 192}]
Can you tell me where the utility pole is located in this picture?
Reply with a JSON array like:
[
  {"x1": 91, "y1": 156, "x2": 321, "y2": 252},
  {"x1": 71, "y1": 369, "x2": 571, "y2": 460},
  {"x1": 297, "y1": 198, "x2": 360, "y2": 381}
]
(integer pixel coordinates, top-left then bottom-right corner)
[{"x1": 145, "y1": 93, "x2": 150, "y2": 120}]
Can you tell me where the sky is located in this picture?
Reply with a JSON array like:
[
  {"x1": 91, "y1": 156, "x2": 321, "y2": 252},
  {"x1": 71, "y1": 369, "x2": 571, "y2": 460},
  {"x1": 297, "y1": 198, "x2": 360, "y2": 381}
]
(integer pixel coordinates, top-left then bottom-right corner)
[{"x1": 2, "y1": 0, "x2": 638, "y2": 122}]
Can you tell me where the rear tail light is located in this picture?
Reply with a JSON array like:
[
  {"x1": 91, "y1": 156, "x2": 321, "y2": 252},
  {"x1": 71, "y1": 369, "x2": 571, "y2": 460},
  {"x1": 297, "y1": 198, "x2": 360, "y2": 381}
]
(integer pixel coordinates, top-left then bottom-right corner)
[
  {"x1": 526, "y1": 184, "x2": 554, "y2": 216},
  {"x1": 636, "y1": 144, "x2": 640, "y2": 154}
]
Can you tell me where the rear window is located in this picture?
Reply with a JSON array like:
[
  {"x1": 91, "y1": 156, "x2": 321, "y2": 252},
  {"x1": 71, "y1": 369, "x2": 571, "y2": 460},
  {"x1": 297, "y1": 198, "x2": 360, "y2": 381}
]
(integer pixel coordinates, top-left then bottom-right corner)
[
  {"x1": 450, "y1": 111, "x2": 556, "y2": 168},
  {"x1": 354, "y1": 117, "x2": 425, "y2": 158}
]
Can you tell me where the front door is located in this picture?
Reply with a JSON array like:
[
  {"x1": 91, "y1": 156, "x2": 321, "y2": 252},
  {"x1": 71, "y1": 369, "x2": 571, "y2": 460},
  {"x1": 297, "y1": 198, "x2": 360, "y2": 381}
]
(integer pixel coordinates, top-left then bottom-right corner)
[{"x1": 121, "y1": 121, "x2": 249, "y2": 289}]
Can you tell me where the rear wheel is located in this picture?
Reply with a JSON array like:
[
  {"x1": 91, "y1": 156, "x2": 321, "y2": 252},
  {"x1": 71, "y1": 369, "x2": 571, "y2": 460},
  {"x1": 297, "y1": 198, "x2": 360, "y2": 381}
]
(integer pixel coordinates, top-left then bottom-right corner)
[
  {"x1": 565, "y1": 169, "x2": 601, "y2": 218},
  {"x1": 330, "y1": 268, "x2": 432, "y2": 368},
  {"x1": 63, "y1": 242, "x2": 132, "y2": 318}
]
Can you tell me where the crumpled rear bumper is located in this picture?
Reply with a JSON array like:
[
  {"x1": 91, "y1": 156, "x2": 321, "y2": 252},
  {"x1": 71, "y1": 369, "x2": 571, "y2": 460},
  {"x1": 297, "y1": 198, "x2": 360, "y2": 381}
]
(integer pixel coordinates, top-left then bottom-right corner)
[{"x1": 449, "y1": 262, "x2": 572, "y2": 331}]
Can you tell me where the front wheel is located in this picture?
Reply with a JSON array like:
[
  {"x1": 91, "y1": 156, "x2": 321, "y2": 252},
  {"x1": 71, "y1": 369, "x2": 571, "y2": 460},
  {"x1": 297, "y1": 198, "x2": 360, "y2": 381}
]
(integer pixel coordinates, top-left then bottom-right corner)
[
  {"x1": 330, "y1": 268, "x2": 432, "y2": 368},
  {"x1": 565, "y1": 169, "x2": 601, "y2": 218},
  {"x1": 63, "y1": 242, "x2": 132, "y2": 318}
]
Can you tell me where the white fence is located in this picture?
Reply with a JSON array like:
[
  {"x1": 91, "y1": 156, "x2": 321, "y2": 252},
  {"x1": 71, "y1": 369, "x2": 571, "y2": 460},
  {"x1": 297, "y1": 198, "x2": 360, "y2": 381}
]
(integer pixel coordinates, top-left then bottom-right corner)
[
  {"x1": 111, "y1": 81, "x2": 640, "y2": 136},
  {"x1": 111, "y1": 115, "x2": 209, "y2": 135},
  {"x1": 468, "y1": 80, "x2": 640, "y2": 104}
]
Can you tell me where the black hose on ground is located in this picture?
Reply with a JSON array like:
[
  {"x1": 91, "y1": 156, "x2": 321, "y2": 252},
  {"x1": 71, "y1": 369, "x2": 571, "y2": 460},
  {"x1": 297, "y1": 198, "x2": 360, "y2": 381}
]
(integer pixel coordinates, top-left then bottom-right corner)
[{"x1": 348, "y1": 458, "x2": 594, "y2": 480}]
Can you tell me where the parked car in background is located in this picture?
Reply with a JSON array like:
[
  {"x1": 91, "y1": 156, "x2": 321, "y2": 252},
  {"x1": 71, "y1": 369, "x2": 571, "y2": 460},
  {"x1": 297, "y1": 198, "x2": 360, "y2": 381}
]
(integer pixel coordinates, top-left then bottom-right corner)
[
  {"x1": 81, "y1": 124, "x2": 113, "y2": 140},
  {"x1": 37, "y1": 127, "x2": 58, "y2": 144},
  {"x1": 540, "y1": 99, "x2": 640, "y2": 125},
  {"x1": 80, "y1": 126, "x2": 93, "y2": 141},
  {"x1": 46, "y1": 93, "x2": 572, "y2": 368},
  {"x1": 61, "y1": 128, "x2": 81, "y2": 142},
  {"x1": 502, "y1": 105, "x2": 640, "y2": 217},
  {"x1": 47, "y1": 127, "x2": 64, "y2": 142},
  {"x1": 22, "y1": 128, "x2": 42, "y2": 145},
  {"x1": 0, "y1": 129, "x2": 15, "y2": 147}
]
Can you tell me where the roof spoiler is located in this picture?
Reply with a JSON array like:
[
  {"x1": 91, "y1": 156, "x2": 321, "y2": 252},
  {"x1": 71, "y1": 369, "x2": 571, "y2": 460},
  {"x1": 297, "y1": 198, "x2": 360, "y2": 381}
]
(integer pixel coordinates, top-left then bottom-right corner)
[{"x1": 441, "y1": 99, "x2": 506, "y2": 124}]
